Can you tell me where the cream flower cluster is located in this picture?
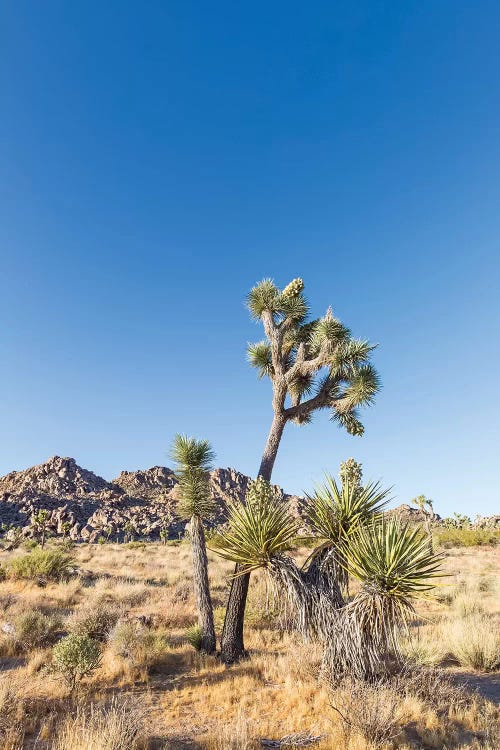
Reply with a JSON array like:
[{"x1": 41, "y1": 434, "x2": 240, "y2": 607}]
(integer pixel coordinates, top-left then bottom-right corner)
[{"x1": 282, "y1": 277, "x2": 304, "y2": 298}]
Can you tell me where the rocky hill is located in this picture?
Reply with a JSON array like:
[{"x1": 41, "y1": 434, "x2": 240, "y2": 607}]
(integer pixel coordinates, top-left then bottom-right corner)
[
  {"x1": 0, "y1": 456, "x2": 113, "y2": 498},
  {"x1": 0, "y1": 456, "x2": 299, "y2": 544},
  {"x1": 2, "y1": 456, "x2": 496, "y2": 545}
]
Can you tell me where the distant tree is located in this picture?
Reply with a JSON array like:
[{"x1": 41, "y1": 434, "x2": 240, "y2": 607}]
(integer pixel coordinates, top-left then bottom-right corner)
[
  {"x1": 123, "y1": 522, "x2": 135, "y2": 543},
  {"x1": 61, "y1": 521, "x2": 72, "y2": 540},
  {"x1": 411, "y1": 494, "x2": 435, "y2": 550},
  {"x1": 157, "y1": 495, "x2": 175, "y2": 544},
  {"x1": 171, "y1": 434, "x2": 216, "y2": 654},
  {"x1": 32, "y1": 510, "x2": 50, "y2": 549},
  {"x1": 221, "y1": 277, "x2": 380, "y2": 663},
  {"x1": 159, "y1": 528, "x2": 168, "y2": 545}
]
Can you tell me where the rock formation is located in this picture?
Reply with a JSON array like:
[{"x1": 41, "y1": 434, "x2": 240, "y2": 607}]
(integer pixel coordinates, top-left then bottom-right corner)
[
  {"x1": 1, "y1": 456, "x2": 496, "y2": 544},
  {"x1": 0, "y1": 456, "x2": 300, "y2": 543}
]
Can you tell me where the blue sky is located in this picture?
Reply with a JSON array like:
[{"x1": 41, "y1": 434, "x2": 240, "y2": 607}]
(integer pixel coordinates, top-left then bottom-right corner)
[{"x1": 1, "y1": 1, "x2": 499, "y2": 516}]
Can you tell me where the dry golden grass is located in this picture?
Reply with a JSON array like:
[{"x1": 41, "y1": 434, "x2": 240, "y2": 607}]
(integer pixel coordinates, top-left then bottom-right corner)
[{"x1": 0, "y1": 541, "x2": 498, "y2": 749}]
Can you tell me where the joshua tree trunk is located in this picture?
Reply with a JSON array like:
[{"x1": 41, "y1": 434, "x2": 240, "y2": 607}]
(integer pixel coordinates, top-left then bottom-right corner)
[
  {"x1": 221, "y1": 414, "x2": 286, "y2": 663},
  {"x1": 220, "y1": 569, "x2": 250, "y2": 663},
  {"x1": 258, "y1": 413, "x2": 287, "y2": 482},
  {"x1": 190, "y1": 515, "x2": 216, "y2": 654}
]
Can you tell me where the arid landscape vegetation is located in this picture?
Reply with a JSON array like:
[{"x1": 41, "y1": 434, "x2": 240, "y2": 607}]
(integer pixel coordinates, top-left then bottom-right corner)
[
  {"x1": 1, "y1": 278, "x2": 499, "y2": 749},
  {"x1": 4, "y1": 1, "x2": 500, "y2": 746},
  {"x1": 0, "y1": 455, "x2": 499, "y2": 749}
]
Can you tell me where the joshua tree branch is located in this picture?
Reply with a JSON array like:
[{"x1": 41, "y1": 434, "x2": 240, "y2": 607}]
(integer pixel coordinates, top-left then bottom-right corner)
[
  {"x1": 285, "y1": 346, "x2": 330, "y2": 385},
  {"x1": 284, "y1": 379, "x2": 333, "y2": 420}
]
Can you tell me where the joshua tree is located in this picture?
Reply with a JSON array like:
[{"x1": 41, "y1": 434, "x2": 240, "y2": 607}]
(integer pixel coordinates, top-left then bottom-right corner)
[
  {"x1": 171, "y1": 434, "x2": 217, "y2": 654},
  {"x1": 411, "y1": 494, "x2": 435, "y2": 550},
  {"x1": 123, "y1": 522, "x2": 135, "y2": 543},
  {"x1": 61, "y1": 521, "x2": 72, "y2": 540},
  {"x1": 221, "y1": 277, "x2": 380, "y2": 663},
  {"x1": 32, "y1": 510, "x2": 50, "y2": 548},
  {"x1": 157, "y1": 496, "x2": 175, "y2": 544}
]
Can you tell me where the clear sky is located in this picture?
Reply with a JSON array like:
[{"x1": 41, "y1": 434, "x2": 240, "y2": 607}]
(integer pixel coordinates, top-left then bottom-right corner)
[{"x1": 1, "y1": 2, "x2": 499, "y2": 517}]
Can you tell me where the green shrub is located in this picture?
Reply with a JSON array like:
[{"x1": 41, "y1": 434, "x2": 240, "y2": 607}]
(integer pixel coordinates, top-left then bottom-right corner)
[
  {"x1": 185, "y1": 624, "x2": 203, "y2": 651},
  {"x1": 434, "y1": 527, "x2": 500, "y2": 548},
  {"x1": 52, "y1": 634, "x2": 101, "y2": 692},
  {"x1": 22, "y1": 539, "x2": 39, "y2": 551},
  {"x1": 14, "y1": 609, "x2": 62, "y2": 652},
  {"x1": 124, "y1": 541, "x2": 146, "y2": 550},
  {"x1": 8, "y1": 548, "x2": 74, "y2": 582},
  {"x1": 68, "y1": 605, "x2": 119, "y2": 641},
  {"x1": 108, "y1": 621, "x2": 167, "y2": 668}
]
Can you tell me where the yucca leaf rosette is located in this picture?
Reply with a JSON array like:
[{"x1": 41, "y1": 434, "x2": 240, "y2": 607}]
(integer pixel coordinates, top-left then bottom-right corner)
[{"x1": 211, "y1": 477, "x2": 300, "y2": 574}]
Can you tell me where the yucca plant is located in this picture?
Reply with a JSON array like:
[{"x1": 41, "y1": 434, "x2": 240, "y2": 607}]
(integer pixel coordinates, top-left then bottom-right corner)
[
  {"x1": 213, "y1": 478, "x2": 342, "y2": 641},
  {"x1": 171, "y1": 434, "x2": 216, "y2": 654},
  {"x1": 212, "y1": 477, "x2": 299, "y2": 573},
  {"x1": 303, "y1": 467, "x2": 390, "y2": 594},
  {"x1": 325, "y1": 519, "x2": 443, "y2": 679}
]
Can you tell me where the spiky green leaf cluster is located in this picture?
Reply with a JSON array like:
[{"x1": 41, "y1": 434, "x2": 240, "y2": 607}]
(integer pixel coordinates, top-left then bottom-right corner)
[
  {"x1": 247, "y1": 278, "x2": 281, "y2": 320},
  {"x1": 309, "y1": 310, "x2": 350, "y2": 355},
  {"x1": 247, "y1": 340, "x2": 273, "y2": 378},
  {"x1": 171, "y1": 434, "x2": 215, "y2": 471},
  {"x1": 347, "y1": 519, "x2": 443, "y2": 602},
  {"x1": 247, "y1": 278, "x2": 309, "y2": 324},
  {"x1": 331, "y1": 409, "x2": 365, "y2": 436},
  {"x1": 303, "y1": 474, "x2": 390, "y2": 550},
  {"x1": 211, "y1": 477, "x2": 300, "y2": 573},
  {"x1": 339, "y1": 519, "x2": 444, "y2": 670},
  {"x1": 171, "y1": 434, "x2": 215, "y2": 520}
]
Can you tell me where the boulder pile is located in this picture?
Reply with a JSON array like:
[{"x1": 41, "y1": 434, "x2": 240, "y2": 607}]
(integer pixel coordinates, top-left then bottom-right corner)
[{"x1": 0, "y1": 457, "x2": 299, "y2": 543}]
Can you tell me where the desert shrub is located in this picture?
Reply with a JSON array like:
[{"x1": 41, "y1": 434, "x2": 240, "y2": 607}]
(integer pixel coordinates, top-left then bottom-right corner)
[
  {"x1": 434, "y1": 527, "x2": 500, "y2": 548},
  {"x1": 330, "y1": 678, "x2": 406, "y2": 749},
  {"x1": 8, "y1": 548, "x2": 73, "y2": 582},
  {"x1": 107, "y1": 620, "x2": 167, "y2": 667},
  {"x1": 52, "y1": 697, "x2": 146, "y2": 750},
  {"x1": 395, "y1": 666, "x2": 472, "y2": 712},
  {"x1": 68, "y1": 605, "x2": 120, "y2": 641},
  {"x1": 22, "y1": 539, "x2": 39, "y2": 551},
  {"x1": 447, "y1": 615, "x2": 500, "y2": 671},
  {"x1": 208, "y1": 709, "x2": 253, "y2": 750},
  {"x1": 0, "y1": 564, "x2": 6, "y2": 582},
  {"x1": 14, "y1": 609, "x2": 62, "y2": 652},
  {"x1": 185, "y1": 624, "x2": 203, "y2": 651},
  {"x1": 172, "y1": 580, "x2": 191, "y2": 602},
  {"x1": 0, "y1": 592, "x2": 16, "y2": 611},
  {"x1": 0, "y1": 680, "x2": 20, "y2": 740},
  {"x1": 109, "y1": 580, "x2": 149, "y2": 607},
  {"x1": 52, "y1": 634, "x2": 102, "y2": 691},
  {"x1": 453, "y1": 592, "x2": 486, "y2": 618},
  {"x1": 434, "y1": 587, "x2": 456, "y2": 606},
  {"x1": 400, "y1": 629, "x2": 445, "y2": 666},
  {"x1": 477, "y1": 576, "x2": 494, "y2": 593}
]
